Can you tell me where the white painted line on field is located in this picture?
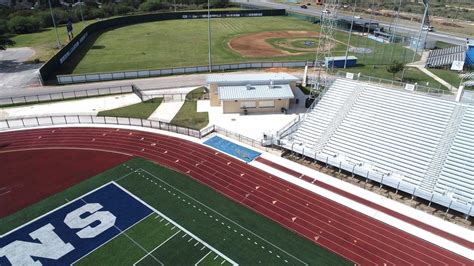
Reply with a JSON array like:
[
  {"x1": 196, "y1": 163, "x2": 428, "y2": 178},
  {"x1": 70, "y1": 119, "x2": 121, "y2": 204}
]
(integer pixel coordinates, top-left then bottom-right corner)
[
  {"x1": 194, "y1": 251, "x2": 212, "y2": 266},
  {"x1": 138, "y1": 169, "x2": 307, "y2": 265},
  {"x1": 113, "y1": 180, "x2": 238, "y2": 266},
  {"x1": 133, "y1": 230, "x2": 180, "y2": 266}
]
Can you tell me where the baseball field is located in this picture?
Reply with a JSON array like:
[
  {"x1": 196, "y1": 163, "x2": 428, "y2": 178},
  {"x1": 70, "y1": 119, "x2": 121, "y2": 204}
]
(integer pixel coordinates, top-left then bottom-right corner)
[{"x1": 61, "y1": 15, "x2": 417, "y2": 74}]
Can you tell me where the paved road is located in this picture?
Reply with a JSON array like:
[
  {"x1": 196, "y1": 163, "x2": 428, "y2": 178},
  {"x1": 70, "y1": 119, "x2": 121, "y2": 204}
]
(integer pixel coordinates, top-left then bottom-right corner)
[
  {"x1": 235, "y1": 0, "x2": 469, "y2": 46},
  {"x1": 0, "y1": 48, "x2": 42, "y2": 95},
  {"x1": 0, "y1": 70, "x2": 306, "y2": 99}
]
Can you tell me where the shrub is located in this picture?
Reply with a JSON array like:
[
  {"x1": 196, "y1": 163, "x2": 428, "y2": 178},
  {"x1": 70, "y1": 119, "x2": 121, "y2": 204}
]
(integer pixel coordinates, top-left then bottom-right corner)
[
  {"x1": 8, "y1": 16, "x2": 41, "y2": 34},
  {"x1": 139, "y1": 0, "x2": 171, "y2": 12}
]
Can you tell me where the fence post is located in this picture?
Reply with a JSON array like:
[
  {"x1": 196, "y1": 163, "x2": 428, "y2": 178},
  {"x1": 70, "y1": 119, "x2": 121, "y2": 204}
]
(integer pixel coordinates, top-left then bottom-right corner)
[
  {"x1": 64, "y1": 115, "x2": 67, "y2": 124},
  {"x1": 50, "y1": 116, "x2": 54, "y2": 125},
  {"x1": 21, "y1": 118, "x2": 25, "y2": 127},
  {"x1": 5, "y1": 119, "x2": 9, "y2": 128},
  {"x1": 428, "y1": 193, "x2": 434, "y2": 207},
  {"x1": 77, "y1": 115, "x2": 80, "y2": 123},
  {"x1": 467, "y1": 203, "x2": 473, "y2": 220},
  {"x1": 36, "y1": 117, "x2": 39, "y2": 126},
  {"x1": 23, "y1": 96, "x2": 27, "y2": 104}
]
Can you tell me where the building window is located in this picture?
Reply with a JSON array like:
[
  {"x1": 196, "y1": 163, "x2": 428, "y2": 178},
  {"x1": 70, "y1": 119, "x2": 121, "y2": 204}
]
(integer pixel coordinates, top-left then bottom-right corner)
[
  {"x1": 240, "y1": 101, "x2": 256, "y2": 109},
  {"x1": 259, "y1": 100, "x2": 275, "y2": 108}
]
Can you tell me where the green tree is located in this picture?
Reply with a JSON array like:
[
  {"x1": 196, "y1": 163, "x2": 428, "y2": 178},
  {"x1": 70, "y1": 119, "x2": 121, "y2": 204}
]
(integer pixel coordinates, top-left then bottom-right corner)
[
  {"x1": 386, "y1": 61, "x2": 405, "y2": 80},
  {"x1": 0, "y1": 36, "x2": 15, "y2": 50}
]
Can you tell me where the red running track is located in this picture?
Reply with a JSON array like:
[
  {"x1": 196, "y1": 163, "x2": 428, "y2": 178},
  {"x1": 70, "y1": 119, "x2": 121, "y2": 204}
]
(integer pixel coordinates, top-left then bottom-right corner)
[
  {"x1": 0, "y1": 127, "x2": 470, "y2": 265},
  {"x1": 255, "y1": 157, "x2": 473, "y2": 250},
  {"x1": 0, "y1": 148, "x2": 130, "y2": 218}
]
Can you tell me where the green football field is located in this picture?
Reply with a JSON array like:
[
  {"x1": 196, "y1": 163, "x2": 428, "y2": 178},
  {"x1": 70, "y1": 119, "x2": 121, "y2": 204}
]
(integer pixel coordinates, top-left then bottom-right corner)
[
  {"x1": 0, "y1": 158, "x2": 349, "y2": 265},
  {"x1": 63, "y1": 16, "x2": 417, "y2": 74}
]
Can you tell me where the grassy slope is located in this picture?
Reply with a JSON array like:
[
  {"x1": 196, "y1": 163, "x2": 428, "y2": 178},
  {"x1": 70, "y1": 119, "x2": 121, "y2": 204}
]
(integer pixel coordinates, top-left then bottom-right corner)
[
  {"x1": 0, "y1": 158, "x2": 349, "y2": 265},
  {"x1": 428, "y1": 69, "x2": 462, "y2": 88},
  {"x1": 97, "y1": 98, "x2": 163, "y2": 119},
  {"x1": 10, "y1": 20, "x2": 93, "y2": 62},
  {"x1": 171, "y1": 88, "x2": 209, "y2": 130},
  {"x1": 345, "y1": 65, "x2": 446, "y2": 89},
  {"x1": 71, "y1": 16, "x2": 417, "y2": 74}
]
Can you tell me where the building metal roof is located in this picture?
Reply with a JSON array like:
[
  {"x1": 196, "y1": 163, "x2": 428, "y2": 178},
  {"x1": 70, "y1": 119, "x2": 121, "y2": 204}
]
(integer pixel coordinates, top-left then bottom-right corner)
[
  {"x1": 325, "y1": 56, "x2": 358, "y2": 61},
  {"x1": 207, "y1": 73, "x2": 298, "y2": 85},
  {"x1": 218, "y1": 84, "x2": 294, "y2": 101}
]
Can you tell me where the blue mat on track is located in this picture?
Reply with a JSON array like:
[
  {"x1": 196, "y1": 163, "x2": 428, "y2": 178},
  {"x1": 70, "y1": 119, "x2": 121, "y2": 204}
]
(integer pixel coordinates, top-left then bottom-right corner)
[{"x1": 204, "y1": 136, "x2": 261, "y2": 162}]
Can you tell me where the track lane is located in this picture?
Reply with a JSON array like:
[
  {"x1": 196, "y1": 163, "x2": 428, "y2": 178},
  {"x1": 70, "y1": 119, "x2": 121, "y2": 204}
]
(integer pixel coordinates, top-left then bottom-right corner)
[{"x1": 0, "y1": 127, "x2": 471, "y2": 265}]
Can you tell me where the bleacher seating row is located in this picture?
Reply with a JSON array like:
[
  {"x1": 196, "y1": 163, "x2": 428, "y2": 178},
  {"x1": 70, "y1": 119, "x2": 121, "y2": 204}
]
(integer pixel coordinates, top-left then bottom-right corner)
[
  {"x1": 426, "y1": 45, "x2": 466, "y2": 68},
  {"x1": 435, "y1": 107, "x2": 474, "y2": 204},
  {"x1": 283, "y1": 78, "x2": 474, "y2": 215}
]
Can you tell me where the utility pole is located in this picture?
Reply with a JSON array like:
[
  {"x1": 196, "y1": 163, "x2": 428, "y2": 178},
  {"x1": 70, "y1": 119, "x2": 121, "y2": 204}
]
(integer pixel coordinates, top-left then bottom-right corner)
[
  {"x1": 207, "y1": 0, "x2": 212, "y2": 72},
  {"x1": 78, "y1": 0, "x2": 85, "y2": 27},
  {"x1": 344, "y1": 0, "x2": 356, "y2": 69},
  {"x1": 48, "y1": 0, "x2": 61, "y2": 48},
  {"x1": 412, "y1": 0, "x2": 429, "y2": 63}
]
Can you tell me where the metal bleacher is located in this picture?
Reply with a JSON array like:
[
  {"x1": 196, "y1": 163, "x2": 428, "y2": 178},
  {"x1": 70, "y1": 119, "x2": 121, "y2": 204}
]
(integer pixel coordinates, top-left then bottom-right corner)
[
  {"x1": 281, "y1": 78, "x2": 474, "y2": 216},
  {"x1": 425, "y1": 45, "x2": 466, "y2": 68},
  {"x1": 435, "y1": 107, "x2": 474, "y2": 205}
]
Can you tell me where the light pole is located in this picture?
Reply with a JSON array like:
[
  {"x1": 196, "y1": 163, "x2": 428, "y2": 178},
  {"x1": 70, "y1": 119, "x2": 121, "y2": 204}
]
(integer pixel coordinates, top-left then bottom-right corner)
[
  {"x1": 78, "y1": 0, "x2": 85, "y2": 26},
  {"x1": 412, "y1": 0, "x2": 429, "y2": 63},
  {"x1": 48, "y1": 0, "x2": 61, "y2": 48},
  {"x1": 343, "y1": 0, "x2": 356, "y2": 69},
  {"x1": 207, "y1": 0, "x2": 212, "y2": 72}
]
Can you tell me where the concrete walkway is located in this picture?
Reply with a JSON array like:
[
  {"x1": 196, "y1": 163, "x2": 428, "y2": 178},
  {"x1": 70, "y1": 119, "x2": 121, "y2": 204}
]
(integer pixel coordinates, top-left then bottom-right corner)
[
  {"x1": 148, "y1": 101, "x2": 185, "y2": 122},
  {"x1": 146, "y1": 87, "x2": 197, "y2": 122},
  {"x1": 407, "y1": 51, "x2": 457, "y2": 92},
  {"x1": 0, "y1": 93, "x2": 141, "y2": 119}
]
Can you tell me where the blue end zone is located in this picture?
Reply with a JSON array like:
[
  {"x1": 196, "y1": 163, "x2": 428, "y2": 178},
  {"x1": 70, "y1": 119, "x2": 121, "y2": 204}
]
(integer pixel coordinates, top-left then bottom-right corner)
[
  {"x1": 0, "y1": 183, "x2": 152, "y2": 266},
  {"x1": 204, "y1": 136, "x2": 261, "y2": 162}
]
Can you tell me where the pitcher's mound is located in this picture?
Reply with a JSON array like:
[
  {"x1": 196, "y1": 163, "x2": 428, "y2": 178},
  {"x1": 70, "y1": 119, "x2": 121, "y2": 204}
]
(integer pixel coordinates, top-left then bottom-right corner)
[{"x1": 229, "y1": 31, "x2": 320, "y2": 57}]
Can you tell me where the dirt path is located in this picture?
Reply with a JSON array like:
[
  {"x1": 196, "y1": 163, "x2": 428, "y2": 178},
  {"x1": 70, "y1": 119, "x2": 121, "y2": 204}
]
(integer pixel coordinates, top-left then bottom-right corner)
[{"x1": 228, "y1": 31, "x2": 321, "y2": 57}]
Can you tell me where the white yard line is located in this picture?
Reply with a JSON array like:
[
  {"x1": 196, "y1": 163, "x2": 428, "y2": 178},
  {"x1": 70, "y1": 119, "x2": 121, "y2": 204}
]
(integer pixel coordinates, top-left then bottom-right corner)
[
  {"x1": 112, "y1": 180, "x2": 239, "y2": 266},
  {"x1": 133, "y1": 230, "x2": 181, "y2": 266},
  {"x1": 194, "y1": 251, "x2": 213, "y2": 266},
  {"x1": 72, "y1": 212, "x2": 154, "y2": 266},
  {"x1": 138, "y1": 169, "x2": 307, "y2": 266}
]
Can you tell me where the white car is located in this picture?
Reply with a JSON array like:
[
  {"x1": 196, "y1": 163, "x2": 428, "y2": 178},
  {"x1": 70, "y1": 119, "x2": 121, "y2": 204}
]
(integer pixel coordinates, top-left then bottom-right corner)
[
  {"x1": 322, "y1": 9, "x2": 330, "y2": 14},
  {"x1": 354, "y1": 15, "x2": 361, "y2": 19},
  {"x1": 422, "y1": 25, "x2": 434, "y2": 31}
]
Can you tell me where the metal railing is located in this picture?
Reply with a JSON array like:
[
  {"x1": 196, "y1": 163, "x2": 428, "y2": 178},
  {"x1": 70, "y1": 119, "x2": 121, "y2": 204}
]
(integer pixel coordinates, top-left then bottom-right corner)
[
  {"x1": 142, "y1": 91, "x2": 208, "y2": 103},
  {"x1": 213, "y1": 126, "x2": 272, "y2": 152},
  {"x1": 0, "y1": 115, "x2": 216, "y2": 139},
  {"x1": 57, "y1": 61, "x2": 313, "y2": 85},
  {"x1": 283, "y1": 142, "x2": 473, "y2": 217},
  {"x1": 335, "y1": 71, "x2": 453, "y2": 98},
  {"x1": 0, "y1": 85, "x2": 134, "y2": 107}
]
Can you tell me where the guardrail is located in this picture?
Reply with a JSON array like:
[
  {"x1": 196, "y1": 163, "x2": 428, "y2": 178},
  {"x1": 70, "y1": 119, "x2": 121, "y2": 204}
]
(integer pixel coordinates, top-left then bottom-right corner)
[
  {"x1": 0, "y1": 85, "x2": 134, "y2": 107},
  {"x1": 57, "y1": 61, "x2": 313, "y2": 85}
]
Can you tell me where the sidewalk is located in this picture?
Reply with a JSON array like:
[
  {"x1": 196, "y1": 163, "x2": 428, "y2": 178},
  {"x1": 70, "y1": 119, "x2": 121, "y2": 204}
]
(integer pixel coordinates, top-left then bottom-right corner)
[{"x1": 407, "y1": 51, "x2": 456, "y2": 92}]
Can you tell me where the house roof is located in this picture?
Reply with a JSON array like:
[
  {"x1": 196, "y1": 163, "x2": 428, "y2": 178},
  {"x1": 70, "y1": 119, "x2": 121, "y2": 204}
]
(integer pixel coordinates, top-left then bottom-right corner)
[
  {"x1": 218, "y1": 84, "x2": 294, "y2": 101},
  {"x1": 207, "y1": 73, "x2": 298, "y2": 85}
]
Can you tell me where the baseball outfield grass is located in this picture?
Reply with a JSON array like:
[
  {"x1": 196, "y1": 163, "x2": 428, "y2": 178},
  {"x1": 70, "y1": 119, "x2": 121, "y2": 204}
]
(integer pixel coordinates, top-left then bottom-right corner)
[{"x1": 61, "y1": 16, "x2": 418, "y2": 74}]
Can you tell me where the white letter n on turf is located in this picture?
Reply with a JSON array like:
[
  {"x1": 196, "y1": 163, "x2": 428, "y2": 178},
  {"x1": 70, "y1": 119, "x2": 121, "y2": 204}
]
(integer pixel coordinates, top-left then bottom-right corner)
[{"x1": 0, "y1": 223, "x2": 74, "y2": 266}]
